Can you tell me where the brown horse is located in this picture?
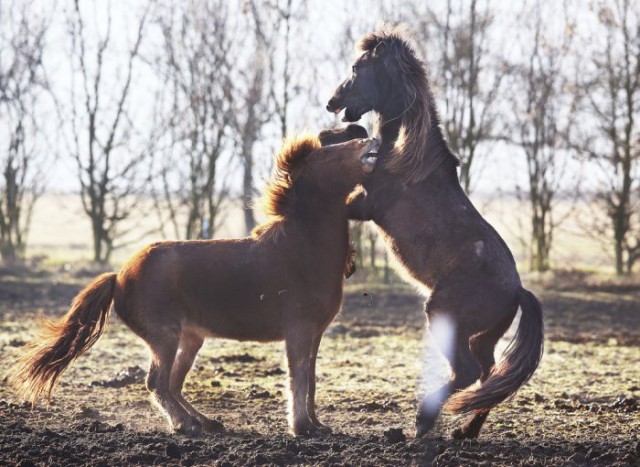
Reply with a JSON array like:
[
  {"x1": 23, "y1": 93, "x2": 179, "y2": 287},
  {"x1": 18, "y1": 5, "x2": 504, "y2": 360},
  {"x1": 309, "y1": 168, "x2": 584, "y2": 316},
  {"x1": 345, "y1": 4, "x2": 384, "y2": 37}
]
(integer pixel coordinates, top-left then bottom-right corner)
[
  {"x1": 10, "y1": 134, "x2": 380, "y2": 436},
  {"x1": 326, "y1": 26, "x2": 544, "y2": 439}
]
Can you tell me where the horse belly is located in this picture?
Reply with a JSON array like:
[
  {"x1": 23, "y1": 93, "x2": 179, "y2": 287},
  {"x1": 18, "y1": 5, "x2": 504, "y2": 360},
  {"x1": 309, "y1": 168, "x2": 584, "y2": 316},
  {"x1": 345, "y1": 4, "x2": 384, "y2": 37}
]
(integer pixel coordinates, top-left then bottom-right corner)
[
  {"x1": 181, "y1": 287, "x2": 284, "y2": 342},
  {"x1": 194, "y1": 308, "x2": 283, "y2": 342}
]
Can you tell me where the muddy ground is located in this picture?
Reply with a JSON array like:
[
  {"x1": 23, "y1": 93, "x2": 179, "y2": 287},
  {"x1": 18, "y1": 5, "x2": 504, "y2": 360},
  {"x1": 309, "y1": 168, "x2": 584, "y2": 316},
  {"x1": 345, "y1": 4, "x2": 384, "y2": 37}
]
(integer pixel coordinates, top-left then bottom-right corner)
[{"x1": 0, "y1": 267, "x2": 638, "y2": 466}]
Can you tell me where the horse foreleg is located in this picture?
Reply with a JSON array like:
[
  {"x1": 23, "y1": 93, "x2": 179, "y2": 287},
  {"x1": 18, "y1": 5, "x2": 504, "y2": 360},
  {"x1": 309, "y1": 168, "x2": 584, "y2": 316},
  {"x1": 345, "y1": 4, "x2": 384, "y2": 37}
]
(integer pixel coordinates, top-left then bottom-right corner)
[
  {"x1": 306, "y1": 332, "x2": 331, "y2": 432},
  {"x1": 169, "y1": 329, "x2": 224, "y2": 433},
  {"x1": 285, "y1": 325, "x2": 316, "y2": 436}
]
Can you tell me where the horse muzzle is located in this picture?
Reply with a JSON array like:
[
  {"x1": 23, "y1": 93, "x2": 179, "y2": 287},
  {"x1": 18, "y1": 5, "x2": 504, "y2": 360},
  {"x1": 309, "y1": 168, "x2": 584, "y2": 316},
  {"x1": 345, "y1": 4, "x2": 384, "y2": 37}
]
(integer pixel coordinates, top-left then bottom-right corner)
[
  {"x1": 360, "y1": 138, "x2": 380, "y2": 173},
  {"x1": 326, "y1": 97, "x2": 343, "y2": 114}
]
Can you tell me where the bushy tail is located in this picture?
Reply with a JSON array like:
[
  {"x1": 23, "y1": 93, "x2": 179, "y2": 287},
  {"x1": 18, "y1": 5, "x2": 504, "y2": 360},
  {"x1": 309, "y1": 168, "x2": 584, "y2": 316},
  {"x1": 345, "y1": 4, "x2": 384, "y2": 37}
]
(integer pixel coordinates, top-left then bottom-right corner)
[
  {"x1": 9, "y1": 272, "x2": 117, "y2": 405},
  {"x1": 445, "y1": 287, "x2": 544, "y2": 414}
]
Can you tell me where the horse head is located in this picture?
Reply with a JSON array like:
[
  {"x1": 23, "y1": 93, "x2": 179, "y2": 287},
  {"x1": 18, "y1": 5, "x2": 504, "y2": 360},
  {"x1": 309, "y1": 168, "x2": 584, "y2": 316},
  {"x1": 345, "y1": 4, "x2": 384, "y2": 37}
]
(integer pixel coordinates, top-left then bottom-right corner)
[
  {"x1": 326, "y1": 29, "x2": 421, "y2": 123},
  {"x1": 304, "y1": 137, "x2": 380, "y2": 191}
]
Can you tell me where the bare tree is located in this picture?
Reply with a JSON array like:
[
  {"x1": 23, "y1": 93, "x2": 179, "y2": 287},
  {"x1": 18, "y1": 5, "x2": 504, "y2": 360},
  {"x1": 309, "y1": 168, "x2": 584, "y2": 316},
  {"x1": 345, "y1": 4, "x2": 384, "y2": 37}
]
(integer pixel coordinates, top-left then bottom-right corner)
[
  {"x1": 505, "y1": 1, "x2": 579, "y2": 272},
  {"x1": 66, "y1": 0, "x2": 151, "y2": 264},
  {"x1": 154, "y1": 0, "x2": 235, "y2": 240},
  {"x1": 253, "y1": 0, "x2": 312, "y2": 140},
  {"x1": 409, "y1": 0, "x2": 503, "y2": 194},
  {"x1": 230, "y1": 0, "x2": 320, "y2": 235},
  {"x1": 583, "y1": 0, "x2": 640, "y2": 275},
  {"x1": 231, "y1": 2, "x2": 273, "y2": 235},
  {"x1": 267, "y1": 0, "x2": 306, "y2": 140},
  {"x1": 0, "y1": 0, "x2": 52, "y2": 263}
]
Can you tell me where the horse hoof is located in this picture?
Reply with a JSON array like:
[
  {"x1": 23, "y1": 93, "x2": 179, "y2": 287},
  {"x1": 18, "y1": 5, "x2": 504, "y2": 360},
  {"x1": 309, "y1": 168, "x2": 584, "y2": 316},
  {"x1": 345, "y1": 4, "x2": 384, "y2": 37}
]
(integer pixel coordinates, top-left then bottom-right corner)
[
  {"x1": 415, "y1": 416, "x2": 436, "y2": 438},
  {"x1": 174, "y1": 419, "x2": 203, "y2": 436},
  {"x1": 415, "y1": 424, "x2": 428, "y2": 438},
  {"x1": 416, "y1": 413, "x2": 436, "y2": 438},
  {"x1": 292, "y1": 422, "x2": 326, "y2": 437}
]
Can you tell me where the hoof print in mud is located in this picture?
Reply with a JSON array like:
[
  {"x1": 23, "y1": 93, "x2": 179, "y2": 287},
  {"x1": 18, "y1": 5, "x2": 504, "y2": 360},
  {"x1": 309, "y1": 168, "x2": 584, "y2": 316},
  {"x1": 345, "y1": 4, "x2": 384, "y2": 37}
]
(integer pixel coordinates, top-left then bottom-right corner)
[
  {"x1": 383, "y1": 428, "x2": 406, "y2": 443},
  {"x1": 201, "y1": 419, "x2": 225, "y2": 434}
]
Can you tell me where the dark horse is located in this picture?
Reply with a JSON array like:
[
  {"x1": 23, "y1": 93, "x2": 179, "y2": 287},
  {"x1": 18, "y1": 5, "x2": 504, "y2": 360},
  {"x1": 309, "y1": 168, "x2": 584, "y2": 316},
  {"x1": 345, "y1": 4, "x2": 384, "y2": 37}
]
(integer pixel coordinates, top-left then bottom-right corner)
[
  {"x1": 10, "y1": 134, "x2": 380, "y2": 437},
  {"x1": 326, "y1": 27, "x2": 544, "y2": 439}
]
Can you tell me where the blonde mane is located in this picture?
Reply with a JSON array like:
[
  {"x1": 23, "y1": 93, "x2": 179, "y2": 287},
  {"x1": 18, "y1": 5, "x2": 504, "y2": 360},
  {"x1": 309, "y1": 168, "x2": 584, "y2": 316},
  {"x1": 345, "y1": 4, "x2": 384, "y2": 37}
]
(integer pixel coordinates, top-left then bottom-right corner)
[{"x1": 252, "y1": 133, "x2": 321, "y2": 241}]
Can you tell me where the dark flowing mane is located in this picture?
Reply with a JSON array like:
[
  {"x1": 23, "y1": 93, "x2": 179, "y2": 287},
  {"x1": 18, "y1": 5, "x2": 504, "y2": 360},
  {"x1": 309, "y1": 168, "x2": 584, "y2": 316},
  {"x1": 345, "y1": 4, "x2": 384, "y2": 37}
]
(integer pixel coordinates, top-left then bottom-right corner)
[
  {"x1": 358, "y1": 25, "x2": 459, "y2": 183},
  {"x1": 252, "y1": 133, "x2": 321, "y2": 240}
]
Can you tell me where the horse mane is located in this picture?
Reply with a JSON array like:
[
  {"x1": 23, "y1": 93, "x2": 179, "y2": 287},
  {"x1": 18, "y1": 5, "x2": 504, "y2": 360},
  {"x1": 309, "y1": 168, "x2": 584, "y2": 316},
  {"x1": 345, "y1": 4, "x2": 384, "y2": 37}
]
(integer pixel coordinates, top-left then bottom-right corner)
[
  {"x1": 252, "y1": 133, "x2": 321, "y2": 241},
  {"x1": 358, "y1": 25, "x2": 459, "y2": 184}
]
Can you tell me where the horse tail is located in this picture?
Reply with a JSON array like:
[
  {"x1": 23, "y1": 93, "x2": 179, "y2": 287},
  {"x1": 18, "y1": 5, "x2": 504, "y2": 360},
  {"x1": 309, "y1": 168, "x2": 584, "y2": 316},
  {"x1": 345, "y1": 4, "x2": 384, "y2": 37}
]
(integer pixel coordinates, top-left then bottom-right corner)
[
  {"x1": 445, "y1": 287, "x2": 544, "y2": 414},
  {"x1": 9, "y1": 272, "x2": 117, "y2": 406}
]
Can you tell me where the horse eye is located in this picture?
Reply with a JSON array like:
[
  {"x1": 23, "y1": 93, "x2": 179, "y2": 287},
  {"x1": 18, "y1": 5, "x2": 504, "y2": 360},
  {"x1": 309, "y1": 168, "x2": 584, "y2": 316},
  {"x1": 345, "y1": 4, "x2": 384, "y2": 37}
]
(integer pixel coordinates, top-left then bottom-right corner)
[{"x1": 352, "y1": 65, "x2": 358, "y2": 73}]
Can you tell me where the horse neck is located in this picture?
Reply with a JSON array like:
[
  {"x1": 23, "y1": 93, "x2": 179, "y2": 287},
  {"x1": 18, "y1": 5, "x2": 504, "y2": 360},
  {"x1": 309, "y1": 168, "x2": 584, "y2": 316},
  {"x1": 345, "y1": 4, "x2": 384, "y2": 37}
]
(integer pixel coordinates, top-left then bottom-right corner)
[
  {"x1": 377, "y1": 115, "x2": 402, "y2": 150},
  {"x1": 377, "y1": 104, "x2": 458, "y2": 182},
  {"x1": 286, "y1": 197, "x2": 349, "y2": 248}
]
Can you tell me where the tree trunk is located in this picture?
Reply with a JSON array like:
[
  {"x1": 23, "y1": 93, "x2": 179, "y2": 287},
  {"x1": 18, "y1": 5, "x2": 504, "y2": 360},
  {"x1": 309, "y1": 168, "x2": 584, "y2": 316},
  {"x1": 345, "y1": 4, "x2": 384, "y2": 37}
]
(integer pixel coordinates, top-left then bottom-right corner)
[
  {"x1": 368, "y1": 230, "x2": 377, "y2": 270},
  {"x1": 241, "y1": 119, "x2": 257, "y2": 234},
  {"x1": 383, "y1": 250, "x2": 390, "y2": 284},
  {"x1": 0, "y1": 243, "x2": 18, "y2": 264},
  {"x1": 460, "y1": 163, "x2": 471, "y2": 194},
  {"x1": 614, "y1": 235, "x2": 624, "y2": 276},
  {"x1": 530, "y1": 210, "x2": 551, "y2": 272},
  {"x1": 92, "y1": 225, "x2": 102, "y2": 264}
]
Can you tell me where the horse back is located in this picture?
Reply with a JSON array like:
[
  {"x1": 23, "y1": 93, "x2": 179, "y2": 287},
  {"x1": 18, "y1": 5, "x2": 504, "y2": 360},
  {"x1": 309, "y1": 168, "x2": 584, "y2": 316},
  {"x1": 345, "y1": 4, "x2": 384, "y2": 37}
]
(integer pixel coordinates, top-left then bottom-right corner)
[{"x1": 114, "y1": 237, "x2": 345, "y2": 342}]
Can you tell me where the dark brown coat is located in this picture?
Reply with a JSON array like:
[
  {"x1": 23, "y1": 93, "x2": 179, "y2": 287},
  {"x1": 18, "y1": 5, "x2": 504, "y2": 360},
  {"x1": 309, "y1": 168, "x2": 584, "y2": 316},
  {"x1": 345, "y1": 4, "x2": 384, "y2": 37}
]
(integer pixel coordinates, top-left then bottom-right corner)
[{"x1": 327, "y1": 26, "x2": 544, "y2": 439}]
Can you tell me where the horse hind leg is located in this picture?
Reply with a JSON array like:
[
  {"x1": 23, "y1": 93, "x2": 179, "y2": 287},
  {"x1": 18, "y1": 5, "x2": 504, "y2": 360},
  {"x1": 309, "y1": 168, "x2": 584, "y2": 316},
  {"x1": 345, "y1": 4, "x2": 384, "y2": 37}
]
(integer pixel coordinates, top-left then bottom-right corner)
[
  {"x1": 145, "y1": 325, "x2": 201, "y2": 434},
  {"x1": 416, "y1": 321, "x2": 481, "y2": 438},
  {"x1": 452, "y1": 317, "x2": 510, "y2": 439},
  {"x1": 169, "y1": 329, "x2": 224, "y2": 433}
]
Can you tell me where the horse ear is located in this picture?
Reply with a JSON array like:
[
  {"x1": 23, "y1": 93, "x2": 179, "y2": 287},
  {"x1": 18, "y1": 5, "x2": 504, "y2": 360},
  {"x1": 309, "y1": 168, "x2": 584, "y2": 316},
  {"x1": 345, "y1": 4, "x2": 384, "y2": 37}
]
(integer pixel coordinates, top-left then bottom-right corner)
[{"x1": 372, "y1": 40, "x2": 388, "y2": 58}]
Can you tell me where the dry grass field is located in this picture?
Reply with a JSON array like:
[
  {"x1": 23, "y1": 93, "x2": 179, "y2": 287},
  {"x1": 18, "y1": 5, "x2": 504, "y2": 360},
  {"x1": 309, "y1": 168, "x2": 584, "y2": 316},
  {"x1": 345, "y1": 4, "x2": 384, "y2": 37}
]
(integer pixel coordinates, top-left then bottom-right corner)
[{"x1": 0, "y1": 266, "x2": 638, "y2": 466}]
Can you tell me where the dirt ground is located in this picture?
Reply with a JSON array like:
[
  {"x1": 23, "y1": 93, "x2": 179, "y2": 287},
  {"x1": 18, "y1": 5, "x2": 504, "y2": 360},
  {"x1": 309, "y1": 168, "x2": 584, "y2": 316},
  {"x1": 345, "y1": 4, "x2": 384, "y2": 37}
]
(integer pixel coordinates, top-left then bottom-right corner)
[{"x1": 0, "y1": 266, "x2": 638, "y2": 466}]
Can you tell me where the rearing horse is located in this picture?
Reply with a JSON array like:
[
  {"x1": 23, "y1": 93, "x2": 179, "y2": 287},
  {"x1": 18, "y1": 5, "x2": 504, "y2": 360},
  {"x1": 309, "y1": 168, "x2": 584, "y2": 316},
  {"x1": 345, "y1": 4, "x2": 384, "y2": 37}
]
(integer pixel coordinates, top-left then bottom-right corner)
[{"x1": 326, "y1": 26, "x2": 544, "y2": 439}]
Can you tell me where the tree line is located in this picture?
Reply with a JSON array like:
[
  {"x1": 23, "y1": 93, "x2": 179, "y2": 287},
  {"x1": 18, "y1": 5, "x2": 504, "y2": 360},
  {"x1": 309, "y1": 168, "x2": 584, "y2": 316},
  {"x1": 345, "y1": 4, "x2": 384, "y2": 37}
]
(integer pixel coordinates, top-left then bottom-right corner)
[{"x1": 0, "y1": 0, "x2": 639, "y2": 275}]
